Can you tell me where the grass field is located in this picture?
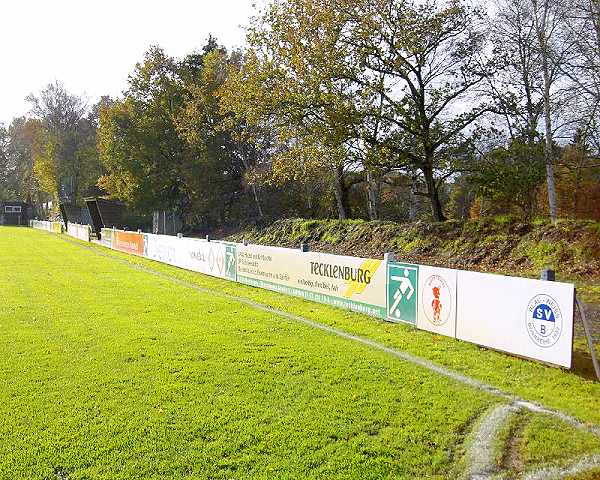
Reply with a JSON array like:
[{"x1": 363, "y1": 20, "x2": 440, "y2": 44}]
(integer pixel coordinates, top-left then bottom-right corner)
[{"x1": 1, "y1": 227, "x2": 599, "y2": 479}]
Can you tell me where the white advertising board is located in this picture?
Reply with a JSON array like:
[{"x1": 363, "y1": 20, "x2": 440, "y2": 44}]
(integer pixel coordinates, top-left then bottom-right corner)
[
  {"x1": 67, "y1": 223, "x2": 90, "y2": 242},
  {"x1": 144, "y1": 234, "x2": 235, "y2": 280},
  {"x1": 416, "y1": 265, "x2": 457, "y2": 338},
  {"x1": 236, "y1": 244, "x2": 386, "y2": 318},
  {"x1": 144, "y1": 234, "x2": 179, "y2": 266},
  {"x1": 455, "y1": 270, "x2": 574, "y2": 368},
  {"x1": 177, "y1": 238, "x2": 235, "y2": 280},
  {"x1": 31, "y1": 220, "x2": 52, "y2": 232}
]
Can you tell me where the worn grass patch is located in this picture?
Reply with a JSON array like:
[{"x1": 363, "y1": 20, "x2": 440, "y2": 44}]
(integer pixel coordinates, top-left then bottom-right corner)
[{"x1": 520, "y1": 414, "x2": 600, "y2": 470}]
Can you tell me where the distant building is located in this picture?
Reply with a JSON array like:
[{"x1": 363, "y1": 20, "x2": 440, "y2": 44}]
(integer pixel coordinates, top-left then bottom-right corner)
[{"x1": 0, "y1": 201, "x2": 31, "y2": 226}]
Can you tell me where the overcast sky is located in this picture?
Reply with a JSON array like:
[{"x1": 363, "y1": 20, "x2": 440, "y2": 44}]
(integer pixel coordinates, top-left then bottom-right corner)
[{"x1": 0, "y1": 0, "x2": 257, "y2": 126}]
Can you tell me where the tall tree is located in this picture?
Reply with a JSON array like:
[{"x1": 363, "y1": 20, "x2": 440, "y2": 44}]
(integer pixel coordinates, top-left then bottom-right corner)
[
  {"x1": 177, "y1": 47, "x2": 265, "y2": 221},
  {"x1": 220, "y1": 0, "x2": 367, "y2": 220},
  {"x1": 98, "y1": 47, "x2": 190, "y2": 214},
  {"x1": 3, "y1": 118, "x2": 47, "y2": 205},
  {"x1": 26, "y1": 82, "x2": 100, "y2": 203},
  {"x1": 0, "y1": 125, "x2": 14, "y2": 201},
  {"x1": 489, "y1": 0, "x2": 545, "y2": 143},
  {"x1": 530, "y1": 0, "x2": 571, "y2": 221},
  {"x1": 342, "y1": 0, "x2": 496, "y2": 221},
  {"x1": 563, "y1": 0, "x2": 600, "y2": 153}
]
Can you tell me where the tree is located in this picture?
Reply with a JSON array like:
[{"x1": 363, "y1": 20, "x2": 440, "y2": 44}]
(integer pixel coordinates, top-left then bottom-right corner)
[
  {"x1": 488, "y1": 0, "x2": 545, "y2": 143},
  {"x1": 98, "y1": 47, "x2": 190, "y2": 214},
  {"x1": 177, "y1": 46, "x2": 266, "y2": 222},
  {"x1": 337, "y1": 0, "x2": 496, "y2": 221},
  {"x1": 562, "y1": 0, "x2": 600, "y2": 154},
  {"x1": 220, "y1": 0, "x2": 368, "y2": 220},
  {"x1": 26, "y1": 82, "x2": 101, "y2": 204},
  {"x1": 531, "y1": 0, "x2": 567, "y2": 221},
  {"x1": 99, "y1": 42, "x2": 260, "y2": 229},
  {"x1": 0, "y1": 125, "x2": 14, "y2": 201},
  {"x1": 469, "y1": 139, "x2": 546, "y2": 217},
  {"x1": 489, "y1": 0, "x2": 578, "y2": 221},
  {"x1": 1, "y1": 118, "x2": 47, "y2": 206}
]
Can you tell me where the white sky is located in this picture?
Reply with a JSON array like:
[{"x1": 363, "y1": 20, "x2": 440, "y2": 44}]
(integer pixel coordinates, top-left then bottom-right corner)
[{"x1": 0, "y1": 0, "x2": 257, "y2": 126}]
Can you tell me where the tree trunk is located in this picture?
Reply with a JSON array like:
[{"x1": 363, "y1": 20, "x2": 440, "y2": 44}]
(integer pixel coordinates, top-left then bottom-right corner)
[
  {"x1": 332, "y1": 167, "x2": 349, "y2": 220},
  {"x1": 573, "y1": 165, "x2": 581, "y2": 216},
  {"x1": 250, "y1": 184, "x2": 264, "y2": 218},
  {"x1": 534, "y1": 0, "x2": 558, "y2": 222},
  {"x1": 366, "y1": 170, "x2": 380, "y2": 220},
  {"x1": 239, "y1": 151, "x2": 264, "y2": 219},
  {"x1": 409, "y1": 179, "x2": 419, "y2": 221},
  {"x1": 422, "y1": 164, "x2": 446, "y2": 222},
  {"x1": 542, "y1": 91, "x2": 558, "y2": 221}
]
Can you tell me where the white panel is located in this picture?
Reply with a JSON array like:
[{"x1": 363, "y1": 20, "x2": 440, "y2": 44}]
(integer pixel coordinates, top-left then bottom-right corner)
[
  {"x1": 416, "y1": 266, "x2": 457, "y2": 338},
  {"x1": 67, "y1": 223, "x2": 90, "y2": 242},
  {"x1": 144, "y1": 234, "x2": 230, "y2": 280},
  {"x1": 177, "y1": 238, "x2": 229, "y2": 279},
  {"x1": 145, "y1": 234, "x2": 179, "y2": 266},
  {"x1": 456, "y1": 270, "x2": 574, "y2": 368}
]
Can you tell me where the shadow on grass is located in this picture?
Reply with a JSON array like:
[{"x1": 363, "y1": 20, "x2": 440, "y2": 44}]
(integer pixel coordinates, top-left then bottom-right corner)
[{"x1": 571, "y1": 347, "x2": 600, "y2": 381}]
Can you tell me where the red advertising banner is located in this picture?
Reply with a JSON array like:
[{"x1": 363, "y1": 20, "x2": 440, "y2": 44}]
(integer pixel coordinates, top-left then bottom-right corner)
[{"x1": 114, "y1": 231, "x2": 144, "y2": 256}]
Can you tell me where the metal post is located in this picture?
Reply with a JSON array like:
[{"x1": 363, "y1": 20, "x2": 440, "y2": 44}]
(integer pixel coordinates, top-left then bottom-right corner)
[
  {"x1": 541, "y1": 268, "x2": 555, "y2": 281},
  {"x1": 300, "y1": 243, "x2": 309, "y2": 252},
  {"x1": 206, "y1": 235, "x2": 210, "y2": 242},
  {"x1": 575, "y1": 296, "x2": 600, "y2": 381},
  {"x1": 384, "y1": 252, "x2": 395, "y2": 262}
]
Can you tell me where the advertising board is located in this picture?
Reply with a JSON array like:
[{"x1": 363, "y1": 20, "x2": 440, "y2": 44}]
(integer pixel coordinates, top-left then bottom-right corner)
[
  {"x1": 386, "y1": 262, "x2": 419, "y2": 324},
  {"x1": 144, "y1": 234, "x2": 236, "y2": 280},
  {"x1": 67, "y1": 223, "x2": 90, "y2": 242},
  {"x1": 236, "y1": 244, "x2": 386, "y2": 318},
  {"x1": 416, "y1": 265, "x2": 458, "y2": 338},
  {"x1": 114, "y1": 231, "x2": 144, "y2": 256},
  {"x1": 455, "y1": 270, "x2": 574, "y2": 368},
  {"x1": 100, "y1": 229, "x2": 113, "y2": 248}
]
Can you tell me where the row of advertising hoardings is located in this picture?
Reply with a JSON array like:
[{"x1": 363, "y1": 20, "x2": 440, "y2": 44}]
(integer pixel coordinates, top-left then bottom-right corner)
[
  {"x1": 31, "y1": 220, "x2": 63, "y2": 233},
  {"x1": 102, "y1": 229, "x2": 236, "y2": 281},
  {"x1": 94, "y1": 228, "x2": 576, "y2": 368},
  {"x1": 385, "y1": 262, "x2": 574, "y2": 368},
  {"x1": 66, "y1": 223, "x2": 91, "y2": 242}
]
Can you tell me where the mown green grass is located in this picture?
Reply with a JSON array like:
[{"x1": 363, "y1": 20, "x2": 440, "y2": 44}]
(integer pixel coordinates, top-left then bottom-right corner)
[
  {"x1": 2, "y1": 227, "x2": 600, "y2": 479},
  {"x1": 0, "y1": 227, "x2": 496, "y2": 479}
]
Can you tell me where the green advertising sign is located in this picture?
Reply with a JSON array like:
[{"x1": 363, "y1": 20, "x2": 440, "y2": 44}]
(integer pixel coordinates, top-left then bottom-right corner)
[
  {"x1": 225, "y1": 244, "x2": 237, "y2": 281},
  {"x1": 387, "y1": 262, "x2": 419, "y2": 324}
]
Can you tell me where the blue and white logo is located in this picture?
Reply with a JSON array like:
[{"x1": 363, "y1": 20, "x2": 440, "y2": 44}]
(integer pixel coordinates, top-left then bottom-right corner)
[{"x1": 526, "y1": 294, "x2": 562, "y2": 348}]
